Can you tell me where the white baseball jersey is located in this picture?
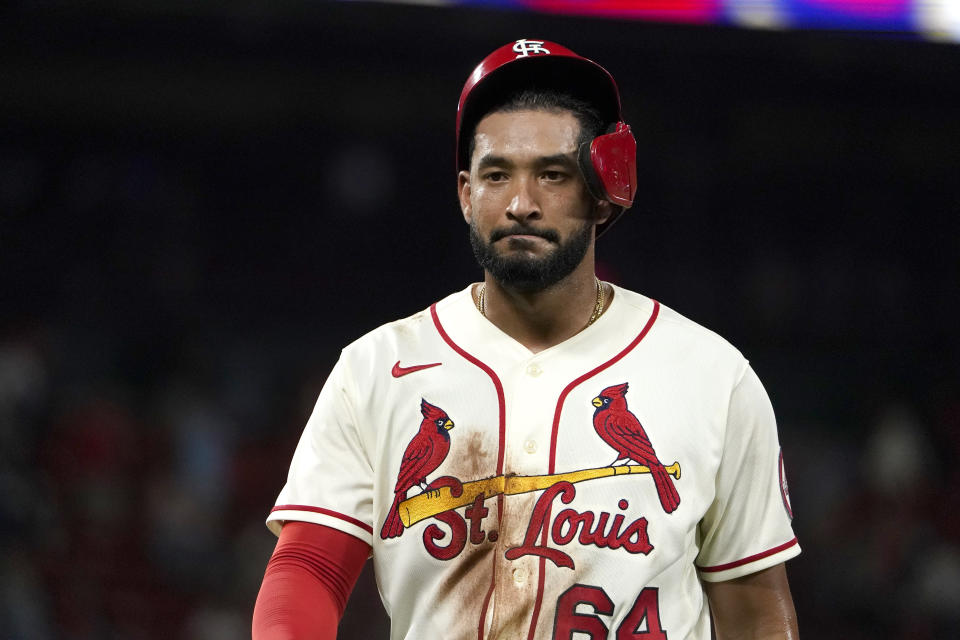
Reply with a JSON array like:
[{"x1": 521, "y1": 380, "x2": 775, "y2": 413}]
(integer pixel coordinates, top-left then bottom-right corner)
[{"x1": 268, "y1": 283, "x2": 800, "y2": 640}]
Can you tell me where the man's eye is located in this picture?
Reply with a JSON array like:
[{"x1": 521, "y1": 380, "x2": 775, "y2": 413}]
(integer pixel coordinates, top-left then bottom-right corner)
[
  {"x1": 485, "y1": 172, "x2": 507, "y2": 182},
  {"x1": 542, "y1": 171, "x2": 565, "y2": 181}
]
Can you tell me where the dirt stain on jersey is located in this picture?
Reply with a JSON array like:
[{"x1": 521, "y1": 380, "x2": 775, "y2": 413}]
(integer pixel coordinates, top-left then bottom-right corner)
[
  {"x1": 464, "y1": 430, "x2": 491, "y2": 478},
  {"x1": 488, "y1": 555, "x2": 540, "y2": 638},
  {"x1": 534, "y1": 562, "x2": 587, "y2": 637},
  {"x1": 415, "y1": 429, "x2": 498, "y2": 638},
  {"x1": 435, "y1": 528, "x2": 497, "y2": 640}
]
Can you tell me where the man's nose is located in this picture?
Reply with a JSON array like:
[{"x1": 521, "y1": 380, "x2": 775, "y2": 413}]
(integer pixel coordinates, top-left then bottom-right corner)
[{"x1": 505, "y1": 177, "x2": 542, "y2": 222}]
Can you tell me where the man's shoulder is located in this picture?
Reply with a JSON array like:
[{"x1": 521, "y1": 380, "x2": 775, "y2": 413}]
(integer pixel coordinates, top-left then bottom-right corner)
[
  {"x1": 613, "y1": 285, "x2": 747, "y2": 365},
  {"x1": 340, "y1": 287, "x2": 469, "y2": 361}
]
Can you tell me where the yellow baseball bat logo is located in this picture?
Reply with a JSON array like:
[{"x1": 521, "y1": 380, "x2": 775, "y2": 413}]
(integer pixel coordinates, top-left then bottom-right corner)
[{"x1": 399, "y1": 462, "x2": 681, "y2": 528}]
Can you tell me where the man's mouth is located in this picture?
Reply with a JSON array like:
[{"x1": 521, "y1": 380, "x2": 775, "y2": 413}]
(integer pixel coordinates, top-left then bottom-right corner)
[{"x1": 491, "y1": 227, "x2": 559, "y2": 244}]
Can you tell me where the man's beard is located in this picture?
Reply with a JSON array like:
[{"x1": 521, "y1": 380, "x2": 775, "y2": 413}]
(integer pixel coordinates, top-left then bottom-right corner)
[{"x1": 469, "y1": 219, "x2": 593, "y2": 292}]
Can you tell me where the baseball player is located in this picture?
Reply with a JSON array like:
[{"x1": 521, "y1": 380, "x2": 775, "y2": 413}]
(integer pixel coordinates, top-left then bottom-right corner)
[{"x1": 253, "y1": 39, "x2": 800, "y2": 640}]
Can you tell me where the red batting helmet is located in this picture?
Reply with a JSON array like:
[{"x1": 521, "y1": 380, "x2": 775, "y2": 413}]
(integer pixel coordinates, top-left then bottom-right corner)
[{"x1": 456, "y1": 38, "x2": 637, "y2": 236}]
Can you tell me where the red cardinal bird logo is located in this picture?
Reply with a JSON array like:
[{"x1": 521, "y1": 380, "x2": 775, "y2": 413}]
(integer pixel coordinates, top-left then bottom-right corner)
[
  {"x1": 592, "y1": 383, "x2": 681, "y2": 514},
  {"x1": 380, "y1": 399, "x2": 455, "y2": 539}
]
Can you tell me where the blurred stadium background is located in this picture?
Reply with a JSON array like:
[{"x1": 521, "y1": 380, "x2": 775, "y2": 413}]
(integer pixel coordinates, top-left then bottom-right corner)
[{"x1": 2, "y1": 1, "x2": 959, "y2": 638}]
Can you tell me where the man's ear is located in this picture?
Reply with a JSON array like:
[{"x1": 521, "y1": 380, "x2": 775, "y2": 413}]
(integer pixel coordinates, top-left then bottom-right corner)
[
  {"x1": 593, "y1": 199, "x2": 615, "y2": 226},
  {"x1": 457, "y1": 170, "x2": 472, "y2": 223}
]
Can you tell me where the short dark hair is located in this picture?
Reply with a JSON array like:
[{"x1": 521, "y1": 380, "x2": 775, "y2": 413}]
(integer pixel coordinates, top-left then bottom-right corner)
[{"x1": 465, "y1": 89, "x2": 604, "y2": 170}]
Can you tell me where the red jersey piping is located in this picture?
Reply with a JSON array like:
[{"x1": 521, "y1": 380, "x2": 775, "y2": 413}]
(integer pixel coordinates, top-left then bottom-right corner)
[
  {"x1": 271, "y1": 504, "x2": 374, "y2": 535},
  {"x1": 528, "y1": 299, "x2": 661, "y2": 640},
  {"x1": 430, "y1": 302, "x2": 507, "y2": 640},
  {"x1": 697, "y1": 537, "x2": 799, "y2": 573}
]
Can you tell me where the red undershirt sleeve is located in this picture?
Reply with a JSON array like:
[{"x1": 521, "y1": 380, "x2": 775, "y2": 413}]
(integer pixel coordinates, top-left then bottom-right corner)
[{"x1": 252, "y1": 521, "x2": 371, "y2": 640}]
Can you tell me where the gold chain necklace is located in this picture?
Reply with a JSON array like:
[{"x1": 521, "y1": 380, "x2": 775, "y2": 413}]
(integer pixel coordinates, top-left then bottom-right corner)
[{"x1": 475, "y1": 277, "x2": 606, "y2": 327}]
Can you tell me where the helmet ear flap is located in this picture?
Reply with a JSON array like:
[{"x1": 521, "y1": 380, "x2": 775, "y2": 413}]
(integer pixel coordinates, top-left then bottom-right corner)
[
  {"x1": 577, "y1": 138, "x2": 609, "y2": 203},
  {"x1": 577, "y1": 122, "x2": 637, "y2": 209}
]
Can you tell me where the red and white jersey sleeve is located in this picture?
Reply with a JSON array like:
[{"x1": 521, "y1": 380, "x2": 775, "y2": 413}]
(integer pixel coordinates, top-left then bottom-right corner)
[
  {"x1": 267, "y1": 355, "x2": 376, "y2": 544},
  {"x1": 694, "y1": 364, "x2": 799, "y2": 581}
]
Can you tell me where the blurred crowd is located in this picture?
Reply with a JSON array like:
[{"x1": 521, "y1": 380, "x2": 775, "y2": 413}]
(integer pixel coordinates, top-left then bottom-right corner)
[
  {"x1": 0, "y1": 323, "x2": 300, "y2": 639},
  {"x1": 783, "y1": 399, "x2": 960, "y2": 638}
]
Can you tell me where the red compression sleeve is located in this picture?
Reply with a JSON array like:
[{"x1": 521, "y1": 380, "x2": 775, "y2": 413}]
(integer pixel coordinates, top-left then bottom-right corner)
[{"x1": 252, "y1": 521, "x2": 371, "y2": 640}]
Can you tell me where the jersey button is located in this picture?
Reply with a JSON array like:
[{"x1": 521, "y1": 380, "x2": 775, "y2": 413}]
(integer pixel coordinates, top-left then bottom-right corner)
[
  {"x1": 526, "y1": 363, "x2": 542, "y2": 377},
  {"x1": 524, "y1": 439, "x2": 537, "y2": 454},
  {"x1": 512, "y1": 567, "x2": 528, "y2": 585}
]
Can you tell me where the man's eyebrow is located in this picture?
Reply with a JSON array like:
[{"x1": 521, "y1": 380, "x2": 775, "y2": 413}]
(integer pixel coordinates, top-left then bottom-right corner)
[
  {"x1": 537, "y1": 153, "x2": 578, "y2": 168},
  {"x1": 475, "y1": 154, "x2": 513, "y2": 171},
  {"x1": 476, "y1": 153, "x2": 578, "y2": 171}
]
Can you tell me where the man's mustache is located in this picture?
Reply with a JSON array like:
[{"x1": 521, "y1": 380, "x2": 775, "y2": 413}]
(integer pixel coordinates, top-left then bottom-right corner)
[{"x1": 490, "y1": 225, "x2": 560, "y2": 243}]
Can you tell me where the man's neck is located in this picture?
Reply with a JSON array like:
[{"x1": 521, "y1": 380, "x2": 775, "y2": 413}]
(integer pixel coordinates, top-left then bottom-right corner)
[{"x1": 477, "y1": 265, "x2": 610, "y2": 353}]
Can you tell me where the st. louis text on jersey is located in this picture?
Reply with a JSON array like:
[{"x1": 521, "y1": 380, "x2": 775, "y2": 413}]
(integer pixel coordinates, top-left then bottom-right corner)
[{"x1": 385, "y1": 381, "x2": 682, "y2": 570}]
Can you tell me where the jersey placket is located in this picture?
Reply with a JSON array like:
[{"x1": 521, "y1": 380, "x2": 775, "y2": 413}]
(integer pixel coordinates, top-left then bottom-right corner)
[{"x1": 486, "y1": 355, "x2": 554, "y2": 640}]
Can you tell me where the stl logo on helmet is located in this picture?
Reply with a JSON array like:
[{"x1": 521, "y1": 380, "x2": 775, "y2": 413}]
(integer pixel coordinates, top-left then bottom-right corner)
[{"x1": 512, "y1": 39, "x2": 550, "y2": 57}]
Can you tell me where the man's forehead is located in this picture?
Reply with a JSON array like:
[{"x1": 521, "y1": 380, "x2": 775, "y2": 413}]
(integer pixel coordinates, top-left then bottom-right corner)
[{"x1": 472, "y1": 110, "x2": 580, "y2": 160}]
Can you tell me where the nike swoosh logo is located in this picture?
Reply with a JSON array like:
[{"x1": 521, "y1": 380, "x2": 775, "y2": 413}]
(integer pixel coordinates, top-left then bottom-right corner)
[{"x1": 391, "y1": 361, "x2": 442, "y2": 378}]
